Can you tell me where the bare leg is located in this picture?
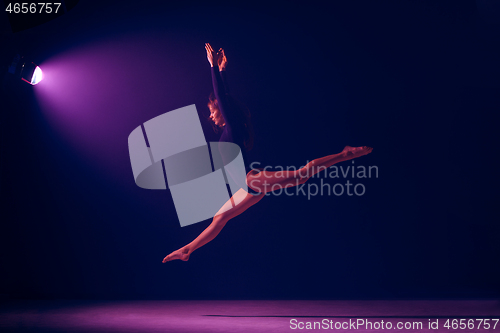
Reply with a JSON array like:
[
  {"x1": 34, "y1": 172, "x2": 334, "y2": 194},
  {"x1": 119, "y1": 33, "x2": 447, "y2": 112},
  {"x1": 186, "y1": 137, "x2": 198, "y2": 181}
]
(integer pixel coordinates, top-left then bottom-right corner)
[
  {"x1": 162, "y1": 188, "x2": 265, "y2": 262},
  {"x1": 246, "y1": 146, "x2": 373, "y2": 194},
  {"x1": 163, "y1": 145, "x2": 372, "y2": 262}
]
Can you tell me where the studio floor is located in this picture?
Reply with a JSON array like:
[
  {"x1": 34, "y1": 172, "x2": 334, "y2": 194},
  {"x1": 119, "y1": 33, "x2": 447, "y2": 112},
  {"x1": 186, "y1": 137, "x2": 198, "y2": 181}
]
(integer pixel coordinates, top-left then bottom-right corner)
[{"x1": 1, "y1": 300, "x2": 499, "y2": 332}]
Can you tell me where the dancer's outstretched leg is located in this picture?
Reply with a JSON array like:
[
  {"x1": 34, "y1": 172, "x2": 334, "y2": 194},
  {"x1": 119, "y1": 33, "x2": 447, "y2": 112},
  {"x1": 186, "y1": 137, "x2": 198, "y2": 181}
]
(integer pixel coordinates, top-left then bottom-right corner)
[
  {"x1": 246, "y1": 146, "x2": 373, "y2": 194},
  {"x1": 163, "y1": 145, "x2": 372, "y2": 262},
  {"x1": 162, "y1": 188, "x2": 265, "y2": 262}
]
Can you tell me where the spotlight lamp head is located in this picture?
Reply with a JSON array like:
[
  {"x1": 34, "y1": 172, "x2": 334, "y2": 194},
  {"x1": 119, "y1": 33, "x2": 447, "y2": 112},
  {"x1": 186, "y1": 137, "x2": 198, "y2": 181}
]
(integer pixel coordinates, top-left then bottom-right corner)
[
  {"x1": 8, "y1": 54, "x2": 43, "y2": 86},
  {"x1": 21, "y1": 62, "x2": 43, "y2": 85}
]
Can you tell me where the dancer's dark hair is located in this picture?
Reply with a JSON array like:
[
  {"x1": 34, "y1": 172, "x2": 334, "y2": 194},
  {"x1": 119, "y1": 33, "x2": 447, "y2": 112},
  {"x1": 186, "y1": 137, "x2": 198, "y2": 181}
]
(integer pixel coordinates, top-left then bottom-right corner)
[{"x1": 208, "y1": 91, "x2": 254, "y2": 151}]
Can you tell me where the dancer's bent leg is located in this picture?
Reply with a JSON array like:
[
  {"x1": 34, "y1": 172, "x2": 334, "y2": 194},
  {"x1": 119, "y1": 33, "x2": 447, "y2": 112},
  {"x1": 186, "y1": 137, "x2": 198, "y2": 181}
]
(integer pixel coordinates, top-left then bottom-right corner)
[{"x1": 162, "y1": 188, "x2": 265, "y2": 262}]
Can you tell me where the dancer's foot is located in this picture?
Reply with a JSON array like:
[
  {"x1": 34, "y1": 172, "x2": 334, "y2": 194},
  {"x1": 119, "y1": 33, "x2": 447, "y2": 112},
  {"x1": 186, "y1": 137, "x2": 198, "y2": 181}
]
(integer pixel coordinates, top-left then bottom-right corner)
[
  {"x1": 162, "y1": 246, "x2": 191, "y2": 262},
  {"x1": 342, "y1": 146, "x2": 373, "y2": 160}
]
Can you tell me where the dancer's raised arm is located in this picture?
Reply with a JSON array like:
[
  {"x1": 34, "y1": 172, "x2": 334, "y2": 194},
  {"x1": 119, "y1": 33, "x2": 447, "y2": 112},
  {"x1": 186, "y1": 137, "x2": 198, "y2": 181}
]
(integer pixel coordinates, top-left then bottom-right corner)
[
  {"x1": 218, "y1": 48, "x2": 230, "y2": 93},
  {"x1": 206, "y1": 43, "x2": 238, "y2": 128}
]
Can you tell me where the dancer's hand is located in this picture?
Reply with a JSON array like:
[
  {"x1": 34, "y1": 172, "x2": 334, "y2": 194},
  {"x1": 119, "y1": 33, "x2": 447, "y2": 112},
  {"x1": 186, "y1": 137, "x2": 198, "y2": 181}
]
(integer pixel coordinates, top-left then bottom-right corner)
[
  {"x1": 218, "y1": 48, "x2": 227, "y2": 71},
  {"x1": 162, "y1": 245, "x2": 192, "y2": 262},
  {"x1": 205, "y1": 43, "x2": 219, "y2": 67}
]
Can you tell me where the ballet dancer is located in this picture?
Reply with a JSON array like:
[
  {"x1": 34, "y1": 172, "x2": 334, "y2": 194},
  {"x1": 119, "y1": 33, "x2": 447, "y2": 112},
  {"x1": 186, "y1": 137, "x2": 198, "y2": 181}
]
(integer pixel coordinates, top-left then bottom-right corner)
[{"x1": 162, "y1": 43, "x2": 372, "y2": 262}]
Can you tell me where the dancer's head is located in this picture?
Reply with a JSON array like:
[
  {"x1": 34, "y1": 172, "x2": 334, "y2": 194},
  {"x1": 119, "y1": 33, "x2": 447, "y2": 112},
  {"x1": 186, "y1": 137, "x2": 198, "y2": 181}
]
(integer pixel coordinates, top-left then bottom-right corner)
[
  {"x1": 207, "y1": 92, "x2": 254, "y2": 151},
  {"x1": 208, "y1": 92, "x2": 225, "y2": 128}
]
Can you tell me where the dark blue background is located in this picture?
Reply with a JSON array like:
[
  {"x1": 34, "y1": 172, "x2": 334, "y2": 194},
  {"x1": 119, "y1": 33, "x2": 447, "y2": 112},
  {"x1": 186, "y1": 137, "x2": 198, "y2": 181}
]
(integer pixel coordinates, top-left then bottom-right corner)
[{"x1": 1, "y1": 0, "x2": 499, "y2": 300}]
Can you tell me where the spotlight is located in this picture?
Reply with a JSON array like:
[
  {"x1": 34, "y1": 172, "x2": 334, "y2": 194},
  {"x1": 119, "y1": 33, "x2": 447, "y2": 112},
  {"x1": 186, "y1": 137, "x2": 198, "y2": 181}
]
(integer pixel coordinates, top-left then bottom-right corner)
[
  {"x1": 21, "y1": 62, "x2": 43, "y2": 85},
  {"x1": 7, "y1": 54, "x2": 43, "y2": 86}
]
